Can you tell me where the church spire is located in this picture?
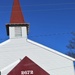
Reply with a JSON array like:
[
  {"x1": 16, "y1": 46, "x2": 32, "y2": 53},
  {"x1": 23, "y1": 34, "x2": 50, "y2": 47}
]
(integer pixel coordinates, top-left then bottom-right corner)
[
  {"x1": 6, "y1": 0, "x2": 29, "y2": 39},
  {"x1": 10, "y1": 0, "x2": 25, "y2": 23}
]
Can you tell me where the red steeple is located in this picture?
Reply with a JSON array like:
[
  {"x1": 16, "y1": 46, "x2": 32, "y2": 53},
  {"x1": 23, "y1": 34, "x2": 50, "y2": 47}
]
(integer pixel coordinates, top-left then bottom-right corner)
[
  {"x1": 6, "y1": 0, "x2": 29, "y2": 36},
  {"x1": 10, "y1": 0, "x2": 25, "y2": 23}
]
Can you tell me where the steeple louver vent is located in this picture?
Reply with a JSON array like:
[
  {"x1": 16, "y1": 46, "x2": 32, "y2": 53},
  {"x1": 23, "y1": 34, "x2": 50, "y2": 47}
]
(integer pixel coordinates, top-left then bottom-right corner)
[{"x1": 15, "y1": 26, "x2": 22, "y2": 37}]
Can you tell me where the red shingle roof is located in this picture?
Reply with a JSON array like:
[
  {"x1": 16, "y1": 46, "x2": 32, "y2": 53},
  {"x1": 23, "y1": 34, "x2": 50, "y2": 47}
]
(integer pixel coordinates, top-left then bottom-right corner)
[{"x1": 10, "y1": 0, "x2": 25, "y2": 23}]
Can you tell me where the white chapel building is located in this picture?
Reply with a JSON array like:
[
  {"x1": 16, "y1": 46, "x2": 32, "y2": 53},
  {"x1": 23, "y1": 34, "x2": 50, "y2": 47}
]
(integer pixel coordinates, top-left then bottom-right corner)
[{"x1": 0, "y1": 0, "x2": 75, "y2": 75}]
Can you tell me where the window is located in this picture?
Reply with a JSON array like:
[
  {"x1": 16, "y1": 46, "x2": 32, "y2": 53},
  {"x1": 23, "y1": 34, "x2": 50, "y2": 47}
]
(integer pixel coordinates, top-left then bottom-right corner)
[{"x1": 15, "y1": 27, "x2": 22, "y2": 37}]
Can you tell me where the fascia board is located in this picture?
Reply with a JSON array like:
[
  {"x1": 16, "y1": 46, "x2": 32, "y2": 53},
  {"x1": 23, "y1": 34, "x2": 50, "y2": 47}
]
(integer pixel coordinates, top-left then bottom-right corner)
[
  {"x1": 27, "y1": 39, "x2": 75, "y2": 61},
  {"x1": 0, "y1": 59, "x2": 20, "y2": 72},
  {"x1": 0, "y1": 39, "x2": 10, "y2": 46}
]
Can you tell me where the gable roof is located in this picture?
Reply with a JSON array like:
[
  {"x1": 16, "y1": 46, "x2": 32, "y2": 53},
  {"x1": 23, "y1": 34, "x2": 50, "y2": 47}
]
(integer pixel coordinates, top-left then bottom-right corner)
[
  {"x1": 0, "y1": 39, "x2": 75, "y2": 61},
  {"x1": 27, "y1": 39, "x2": 75, "y2": 61},
  {"x1": 8, "y1": 56, "x2": 49, "y2": 75},
  {"x1": 0, "y1": 39, "x2": 75, "y2": 72}
]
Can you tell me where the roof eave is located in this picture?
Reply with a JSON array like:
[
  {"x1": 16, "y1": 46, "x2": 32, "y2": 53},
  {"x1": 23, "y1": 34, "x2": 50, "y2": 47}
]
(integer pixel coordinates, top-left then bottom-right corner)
[{"x1": 27, "y1": 39, "x2": 75, "y2": 61}]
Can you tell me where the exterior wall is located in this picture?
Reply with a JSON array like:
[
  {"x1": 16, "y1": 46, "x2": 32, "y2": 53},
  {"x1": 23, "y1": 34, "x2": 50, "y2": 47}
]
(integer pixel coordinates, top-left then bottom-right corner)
[
  {"x1": 1, "y1": 60, "x2": 20, "y2": 75},
  {"x1": 9, "y1": 27, "x2": 15, "y2": 39},
  {"x1": 22, "y1": 27, "x2": 27, "y2": 38},
  {"x1": 0, "y1": 38, "x2": 75, "y2": 75}
]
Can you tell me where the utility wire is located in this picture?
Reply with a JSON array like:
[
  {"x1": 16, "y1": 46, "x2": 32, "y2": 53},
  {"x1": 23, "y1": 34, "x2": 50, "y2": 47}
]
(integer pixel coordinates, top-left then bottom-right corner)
[
  {"x1": 22, "y1": 2, "x2": 75, "y2": 6},
  {"x1": 0, "y1": 8, "x2": 75, "y2": 13},
  {"x1": 0, "y1": 32, "x2": 72, "y2": 40},
  {"x1": 48, "y1": 65, "x2": 73, "y2": 71},
  {"x1": 0, "y1": 2, "x2": 75, "y2": 7},
  {"x1": 28, "y1": 32, "x2": 72, "y2": 38},
  {"x1": 0, "y1": 2, "x2": 75, "y2": 13}
]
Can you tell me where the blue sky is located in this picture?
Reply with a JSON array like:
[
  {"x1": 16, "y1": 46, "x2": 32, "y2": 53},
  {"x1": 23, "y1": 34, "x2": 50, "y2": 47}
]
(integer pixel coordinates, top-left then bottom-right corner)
[{"x1": 0, "y1": 0, "x2": 75, "y2": 54}]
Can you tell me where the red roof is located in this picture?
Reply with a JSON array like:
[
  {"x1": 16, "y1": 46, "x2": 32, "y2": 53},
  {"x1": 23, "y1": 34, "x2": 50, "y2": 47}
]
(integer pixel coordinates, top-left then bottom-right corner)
[
  {"x1": 8, "y1": 56, "x2": 50, "y2": 75},
  {"x1": 10, "y1": 0, "x2": 25, "y2": 23}
]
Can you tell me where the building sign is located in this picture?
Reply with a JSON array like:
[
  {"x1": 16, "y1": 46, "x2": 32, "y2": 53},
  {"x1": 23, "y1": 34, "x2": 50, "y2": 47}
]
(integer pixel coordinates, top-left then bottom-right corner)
[
  {"x1": 21, "y1": 70, "x2": 33, "y2": 75},
  {"x1": 8, "y1": 56, "x2": 50, "y2": 75}
]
